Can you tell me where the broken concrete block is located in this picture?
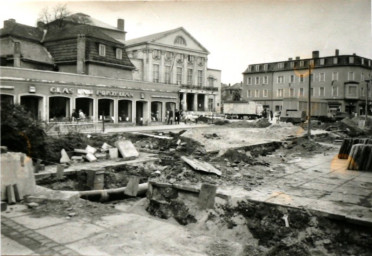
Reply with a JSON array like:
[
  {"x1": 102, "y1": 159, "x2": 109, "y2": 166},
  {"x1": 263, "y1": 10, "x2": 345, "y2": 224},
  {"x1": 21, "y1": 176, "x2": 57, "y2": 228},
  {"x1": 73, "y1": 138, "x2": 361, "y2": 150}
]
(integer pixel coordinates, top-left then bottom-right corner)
[
  {"x1": 198, "y1": 183, "x2": 217, "y2": 210},
  {"x1": 74, "y1": 149, "x2": 87, "y2": 154},
  {"x1": 94, "y1": 153, "x2": 107, "y2": 159},
  {"x1": 109, "y1": 148, "x2": 118, "y2": 159},
  {"x1": 86, "y1": 145, "x2": 97, "y2": 155},
  {"x1": 115, "y1": 140, "x2": 139, "y2": 160},
  {"x1": 56, "y1": 164, "x2": 65, "y2": 180},
  {"x1": 6, "y1": 185, "x2": 16, "y2": 205},
  {"x1": 181, "y1": 156, "x2": 221, "y2": 176},
  {"x1": 86, "y1": 169, "x2": 105, "y2": 190},
  {"x1": 85, "y1": 153, "x2": 97, "y2": 162},
  {"x1": 60, "y1": 149, "x2": 70, "y2": 164},
  {"x1": 13, "y1": 184, "x2": 22, "y2": 201},
  {"x1": 124, "y1": 176, "x2": 140, "y2": 196},
  {"x1": 101, "y1": 143, "x2": 113, "y2": 152}
]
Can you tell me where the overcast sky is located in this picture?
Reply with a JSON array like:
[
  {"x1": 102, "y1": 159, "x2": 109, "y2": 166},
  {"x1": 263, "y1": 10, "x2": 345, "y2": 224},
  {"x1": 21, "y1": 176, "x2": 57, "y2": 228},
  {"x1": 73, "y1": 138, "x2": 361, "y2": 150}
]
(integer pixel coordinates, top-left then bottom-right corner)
[{"x1": 1, "y1": 0, "x2": 371, "y2": 84}]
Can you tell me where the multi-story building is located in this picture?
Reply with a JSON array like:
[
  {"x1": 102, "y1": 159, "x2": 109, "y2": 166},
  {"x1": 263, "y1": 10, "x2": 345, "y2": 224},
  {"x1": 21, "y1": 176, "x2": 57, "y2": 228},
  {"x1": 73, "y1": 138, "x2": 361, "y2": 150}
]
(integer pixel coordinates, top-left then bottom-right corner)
[
  {"x1": 242, "y1": 50, "x2": 372, "y2": 115},
  {"x1": 221, "y1": 83, "x2": 242, "y2": 102},
  {"x1": 125, "y1": 27, "x2": 221, "y2": 115},
  {"x1": 0, "y1": 13, "x2": 221, "y2": 126}
]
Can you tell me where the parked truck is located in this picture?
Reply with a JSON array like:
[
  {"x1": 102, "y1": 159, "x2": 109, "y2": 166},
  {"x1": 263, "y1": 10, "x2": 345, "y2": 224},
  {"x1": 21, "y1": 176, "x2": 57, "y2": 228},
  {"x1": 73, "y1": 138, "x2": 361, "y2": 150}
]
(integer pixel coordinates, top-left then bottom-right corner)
[
  {"x1": 223, "y1": 101, "x2": 263, "y2": 119},
  {"x1": 280, "y1": 98, "x2": 330, "y2": 123}
]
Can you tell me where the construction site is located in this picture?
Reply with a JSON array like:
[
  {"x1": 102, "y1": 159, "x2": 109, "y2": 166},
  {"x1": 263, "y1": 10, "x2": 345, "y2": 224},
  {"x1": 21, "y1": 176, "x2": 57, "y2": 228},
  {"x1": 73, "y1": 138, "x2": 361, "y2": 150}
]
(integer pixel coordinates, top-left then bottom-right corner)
[{"x1": 1, "y1": 114, "x2": 372, "y2": 256}]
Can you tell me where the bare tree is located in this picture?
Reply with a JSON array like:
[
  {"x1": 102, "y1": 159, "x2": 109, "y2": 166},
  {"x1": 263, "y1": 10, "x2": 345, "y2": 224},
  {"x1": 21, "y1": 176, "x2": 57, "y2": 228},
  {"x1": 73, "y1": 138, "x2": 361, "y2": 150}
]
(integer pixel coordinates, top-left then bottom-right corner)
[{"x1": 37, "y1": 4, "x2": 71, "y2": 28}]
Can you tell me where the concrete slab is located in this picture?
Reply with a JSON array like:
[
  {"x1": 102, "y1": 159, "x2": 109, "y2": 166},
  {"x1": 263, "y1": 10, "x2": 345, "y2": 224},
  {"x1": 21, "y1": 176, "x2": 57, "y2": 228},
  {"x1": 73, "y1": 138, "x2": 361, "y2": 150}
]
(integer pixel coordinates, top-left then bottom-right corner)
[
  {"x1": 115, "y1": 140, "x2": 139, "y2": 160},
  {"x1": 108, "y1": 148, "x2": 118, "y2": 159},
  {"x1": 321, "y1": 191, "x2": 365, "y2": 205},
  {"x1": 1, "y1": 234, "x2": 38, "y2": 256},
  {"x1": 11, "y1": 215, "x2": 68, "y2": 230},
  {"x1": 1, "y1": 204, "x2": 29, "y2": 218},
  {"x1": 37, "y1": 221, "x2": 104, "y2": 244}
]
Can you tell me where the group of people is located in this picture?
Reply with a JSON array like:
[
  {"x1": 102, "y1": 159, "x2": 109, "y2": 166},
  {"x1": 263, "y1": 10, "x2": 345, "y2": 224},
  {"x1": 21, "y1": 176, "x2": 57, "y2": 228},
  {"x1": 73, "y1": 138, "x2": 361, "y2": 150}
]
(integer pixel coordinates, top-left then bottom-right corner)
[
  {"x1": 71, "y1": 109, "x2": 86, "y2": 121},
  {"x1": 166, "y1": 109, "x2": 181, "y2": 125},
  {"x1": 262, "y1": 109, "x2": 274, "y2": 121}
]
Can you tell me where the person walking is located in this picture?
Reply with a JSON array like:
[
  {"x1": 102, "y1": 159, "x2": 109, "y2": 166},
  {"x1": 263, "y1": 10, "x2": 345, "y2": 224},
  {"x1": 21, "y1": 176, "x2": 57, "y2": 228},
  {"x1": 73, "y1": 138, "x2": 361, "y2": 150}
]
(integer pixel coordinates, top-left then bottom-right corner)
[
  {"x1": 167, "y1": 109, "x2": 173, "y2": 125},
  {"x1": 175, "y1": 109, "x2": 180, "y2": 124},
  {"x1": 270, "y1": 110, "x2": 273, "y2": 121}
]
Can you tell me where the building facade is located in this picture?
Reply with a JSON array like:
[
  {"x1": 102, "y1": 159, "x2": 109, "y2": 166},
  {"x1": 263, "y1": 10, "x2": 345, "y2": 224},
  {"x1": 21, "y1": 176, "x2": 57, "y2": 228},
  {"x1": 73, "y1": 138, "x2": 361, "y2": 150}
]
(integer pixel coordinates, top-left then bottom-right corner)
[
  {"x1": 242, "y1": 50, "x2": 372, "y2": 115},
  {"x1": 125, "y1": 27, "x2": 221, "y2": 115},
  {"x1": 0, "y1": 14, "x2": 221, "y2": 125}
]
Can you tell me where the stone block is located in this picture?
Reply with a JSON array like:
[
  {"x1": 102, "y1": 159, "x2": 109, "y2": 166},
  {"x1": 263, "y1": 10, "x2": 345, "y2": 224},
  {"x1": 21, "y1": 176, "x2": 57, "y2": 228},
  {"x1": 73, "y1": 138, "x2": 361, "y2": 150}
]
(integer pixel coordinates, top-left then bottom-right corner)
[
  {"x1": 6, "y1": 185, "x2": 16, "y2": 205},
  {"x1": 109, "y1": 148, "x2": 118, "y2": 159},
  {"x1": 101, "y1": 143, "x2": 113, "y2": 152},
  {"x1": 198, "y1": 183, "x2": 217, "y2": 210},
  {"x1": 60, "y1": 149, "x2": 70, "y2": 164},
  {"x1": 94, "y1": 153, "x2": 107, "y2": 159},
  {"x1": 74, "y1": 149, "x2": 87, "y2": 154},
  {"x1": 85, "y1": 153, "x2": 97, "y2": 162},
  {"x1": 1, "y1": 152, "x2": 36, "y2": 201},
  {"x1": 115, "y1": 140, "x2": 139, "y2": 160},
  {"x1": 124, "y1": 176, "x2": 140, "y2": 196},
  {"x1": 56, "y1": 164, "x2": 65, "y2": 180},
  {"x1": 86, "y1": 145, "x2": 97, "y2": 154}
]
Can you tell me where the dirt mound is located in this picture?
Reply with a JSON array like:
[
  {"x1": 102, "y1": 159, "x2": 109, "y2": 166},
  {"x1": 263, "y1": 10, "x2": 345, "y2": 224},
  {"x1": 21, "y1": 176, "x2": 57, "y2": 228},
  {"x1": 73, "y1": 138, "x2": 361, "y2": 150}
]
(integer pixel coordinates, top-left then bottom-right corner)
[
  {"x1": 226, "y1": 119, "x2": 271, "y2": 128},
  {"x1": 214, "y1": 119, "x2": 230, "y2": 125}
]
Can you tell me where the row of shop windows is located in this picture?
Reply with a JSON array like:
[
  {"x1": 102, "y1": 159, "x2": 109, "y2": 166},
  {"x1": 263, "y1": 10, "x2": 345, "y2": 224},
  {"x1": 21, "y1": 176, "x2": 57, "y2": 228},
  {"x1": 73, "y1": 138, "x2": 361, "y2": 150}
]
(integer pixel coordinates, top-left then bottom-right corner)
[{"x1": 0, "y1": 95, "x2": 176, "y2": 124}]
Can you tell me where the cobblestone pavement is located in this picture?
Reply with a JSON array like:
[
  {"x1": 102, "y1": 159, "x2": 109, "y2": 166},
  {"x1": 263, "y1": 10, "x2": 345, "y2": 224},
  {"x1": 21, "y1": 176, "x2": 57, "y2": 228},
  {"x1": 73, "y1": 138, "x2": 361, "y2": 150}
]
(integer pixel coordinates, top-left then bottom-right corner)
[{"x1": 1, "y1": 216, "x2": 81, "y2": 256}]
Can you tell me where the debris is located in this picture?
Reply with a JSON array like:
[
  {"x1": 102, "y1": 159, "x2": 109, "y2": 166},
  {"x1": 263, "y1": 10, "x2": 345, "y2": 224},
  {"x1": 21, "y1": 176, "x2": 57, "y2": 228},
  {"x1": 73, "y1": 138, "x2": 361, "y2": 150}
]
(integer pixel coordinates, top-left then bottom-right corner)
[
  {"x1": 71, "y1": 156, "x2": 83, "y2": 162},
  {"x1": 6, "y1": 185, "x2": 16, "y2": 205},
  {"x1": 115, "y1": 140, "x2": 139, "y2": 160},
  {"x1": 347, "y1": 144, "x2": 372, "y2": 171},
  {"x1": 282, "y1": 214, "x2": 289, "y2": 227},
  {"x1": 108, "y1": 148, "x2": 119, "y2": 159},
  {"x1": 181, "y1": 156, "x2": 222, "y2": 176},
  {"x1": 56, "y1": 164, "x2": 65, "y2": 180},
  {"x1": 198, "y1": 183, "x2": 217, "y2": 209},
  {"x1": 74, "y1": 149, "x2": 87, "y2": 154},
  {"x1": 124, "y1": 176, "x2": 140, "y2": 196},
  {"x1": 86, "y1": 145, "x2": 97, "y2": 154},
  {"x1": 60, "y1": 149, "x2": 70, "y2": 163},
  {"x1": 338, "y1": 138, "x2": 372, "y2": 159},
  {"x1": 131, "y1": 132, "x2": 173, "y2": 140},
  {"x1": 85, "y1": 153, "x2": 97, "y2": 162},
  {"x1": 94, "y1": 153, "x2": 107, "y2": 159},
  {"x1": 101, "y1": 142, "x2": 113, "y2": 152},
  {"x1": 1, "y1": 201, "x2": 7, "y2": 212},
  {"x1": 27, "y1": 202, "x2": 39, "y2": 208},
  {"x1": 68, "y1": 212, "x2": 77, "y2": 217},
  {"x1": 13, "y1": 184, "x2": 22, "y2": 201}
]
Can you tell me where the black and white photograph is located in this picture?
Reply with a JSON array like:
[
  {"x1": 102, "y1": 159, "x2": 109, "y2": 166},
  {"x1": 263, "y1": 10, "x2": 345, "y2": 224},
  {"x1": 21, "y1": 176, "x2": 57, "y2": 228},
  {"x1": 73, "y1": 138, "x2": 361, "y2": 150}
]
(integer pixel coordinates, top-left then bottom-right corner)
[{"x1": 1, "y1": 0, "x2": 372, "y2": 255}]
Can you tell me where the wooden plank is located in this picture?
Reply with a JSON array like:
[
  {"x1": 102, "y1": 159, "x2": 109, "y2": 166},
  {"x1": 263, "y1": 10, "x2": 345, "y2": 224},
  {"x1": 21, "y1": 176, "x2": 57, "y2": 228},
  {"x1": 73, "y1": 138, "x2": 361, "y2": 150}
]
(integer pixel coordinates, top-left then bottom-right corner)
[
  {"x1": 181, "y1": 156, "x2": 222, "y2": 176},
  {"x1": 131, "y1": 132, "x2": 173, "y2": 140}
]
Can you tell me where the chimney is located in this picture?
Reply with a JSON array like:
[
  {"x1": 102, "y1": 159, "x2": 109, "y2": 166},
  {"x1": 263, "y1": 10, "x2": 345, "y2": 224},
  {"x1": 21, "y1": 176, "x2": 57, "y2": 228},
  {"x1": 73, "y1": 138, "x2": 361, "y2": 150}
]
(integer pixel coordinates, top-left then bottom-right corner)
[
  {"x1": 13, "y1": 41, "x2": 21, "y2": 67},
  {"x1": 288, "y1": 58, "x2": 293, "y2": 61},
  {"x1": 117, "y1": 19, "x2": 124, "y2": 31},
  {"x1": 4, "y1": 19, "x2": 16, "y2": 28},
  {"x1": 295, "y1": 56, "x2": 300, "y2": 60},
  {"x1": 312, "y1": 51, "x2": 319, "y2": 58},
  {"x1": 76, "y1": 34, "x2": 86, "y2": 74},
  {"x1": 335, "y1": 49, "x2": 339, "y2": 56}
]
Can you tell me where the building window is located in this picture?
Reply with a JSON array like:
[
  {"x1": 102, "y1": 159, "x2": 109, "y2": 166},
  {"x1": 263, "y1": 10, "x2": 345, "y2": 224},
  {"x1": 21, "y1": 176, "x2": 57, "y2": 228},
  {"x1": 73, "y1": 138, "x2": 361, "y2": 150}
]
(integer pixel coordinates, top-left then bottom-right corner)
[
  {"x1": 197, "y1": 70, "x2": 203, "y2": 86},
  {"x1": 348, "y1": 85, "x2": 357, "y2": 97},
  {"x1": 309, "y1": 60, "x2": 314, "y2": 66},
  {"x1": 299, "y1": 88, "x2": 304, "y2": 97},
  {"x1": 187, "y1": 55, "x2": 195, "y2": 63},
  {"x1": 263, "y1": 64, "x2": 268, "y2": 71},
  {"x1": 319, "y1": 87, "x2": 325, "y2": 96},
  {"x1": 277, "y1": 76, "x2": 284, "y2": 84},
  {"x1": 311, "y1": 74, "x2": 314, "y2": 82},
  {"x1": 255, "y1": 90, "x2": 259, "y2": 98},
  {"x1": 255, "y1": 77, "x2": 260, "y2": 85},
  {"x1": 247, "y1": 77, "x2": 252, "y2": 85},
  {"x1": 116, "y1": 48, "x2": 122, "y2": 59},
  {"x1": 332, "y1": 86, "x2": 338, "y2": 96},
  {"x1": 165, "y1": 66, "x2": 171, "y2": 84},
  {"x1": 208, "y1": 77, "x2": 214, "y2": 87},
  {"x1": 263, "y1": 76, "x2": 268, "y2": 84},
  {"x1": 290, "y1": 62, "x2": 294, "y2": 68},
  {"x1": 361, "y1": 58, "x2": 365, "y2": 65},
  {"x1": 99, "y1": 44, "x2": 106, "y2": 56},
  {"x1": 361, "y1": 73, "x2": 365, "y2": 82},
  {"x1": 333, "y1": 57, "x2": 338, "y2": 64},
  {"x1": 263, "y1": 89, "x2": 268, "y2": 97},
  {"x1": 310, "y1": 88, "x2": 314, "y2": 96},
  {"x1": 187, "y1": 69, "x2": 193, "y2": 85},
  {"x1": 277, "y1": 89, "x2": 283, "y2": 97},
  {"x1": 177, "y1": 67, "x2": 182, "y2": 85},
  {"x1": 348, "y1": 71, "x2": 355, "y2": 81},
  {"x1": 174, "y1": 36, "x2": 187, "y2": 46},
  {"x1": 300, "y1": 75, "x2": 304, "y2": 83},
  {"x1": 290, "y1": 75, "x2": 295, "y2": 83},
  {"x1": 320, "y1": 58, "x2": 325, "y2": 65},
  {"x1": 277, "y1": 63, "x2": 284, "y2": 69},
  {"x1": 349, "y1": 56, "x2": 354, "y2": 64},
  {"x1": 153, "y1": 64, "x2": 159, "y2": 83},
  {"x1": 290, "y1": 88, "x2": 295, "y2": 97},
  {"x1": 255, "y1": 65, "x2": 260, "y2": 71},
  {"x1": 332, "y1": 72, "x2": 339, "y2": 81},
  {"x1": 369, "y1": 60, "x2": 371, "y2": 66},
  {"x1": 153, "y1": 50, "x2": 161, "y2": 59},
  {"x1": 319, "y1": 72, "x2": 325, "y2": 82},
  {"x1": 247, "y1": 90, "x2": 251, "y2": 98},
  {"x1": 300, "y1": 61, "x2": 304, "y2": 67},
  {"x1": 361, "y1": 87, "x2": 365, "y2": 96}
]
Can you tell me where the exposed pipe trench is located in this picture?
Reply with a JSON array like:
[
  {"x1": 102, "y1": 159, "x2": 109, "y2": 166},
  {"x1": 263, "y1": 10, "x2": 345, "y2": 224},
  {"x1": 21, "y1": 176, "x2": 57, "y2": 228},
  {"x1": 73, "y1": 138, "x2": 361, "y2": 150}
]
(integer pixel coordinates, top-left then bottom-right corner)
[{"x1": 79, "y1": 183, "x2": 148, "y2": 202}]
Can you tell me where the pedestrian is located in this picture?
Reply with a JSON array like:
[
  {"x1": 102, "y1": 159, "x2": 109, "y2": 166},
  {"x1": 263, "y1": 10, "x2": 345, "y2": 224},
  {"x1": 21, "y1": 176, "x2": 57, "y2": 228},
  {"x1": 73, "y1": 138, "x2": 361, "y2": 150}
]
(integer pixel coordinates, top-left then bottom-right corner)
[
  {"x1": 270, "y1": 110, "x2": 273, "y2": 121},
  {"x1": 175, "y1": 109, "x2": 180, "y2": 124},
  {"x1": 71, "y1": 109, "x2": 79, "y2": 121},
  {"x1": 168, "y1": 109, "x2": 173, "y2": 125}
]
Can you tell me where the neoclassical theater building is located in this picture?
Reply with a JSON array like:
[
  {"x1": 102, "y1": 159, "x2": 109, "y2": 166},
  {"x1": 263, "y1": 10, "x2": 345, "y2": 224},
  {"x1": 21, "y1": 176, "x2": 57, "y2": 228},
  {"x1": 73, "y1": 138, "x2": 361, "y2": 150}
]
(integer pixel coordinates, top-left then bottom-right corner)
[{"x1": 0, "y1": 13, "x2": 221, "y2": 125}]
